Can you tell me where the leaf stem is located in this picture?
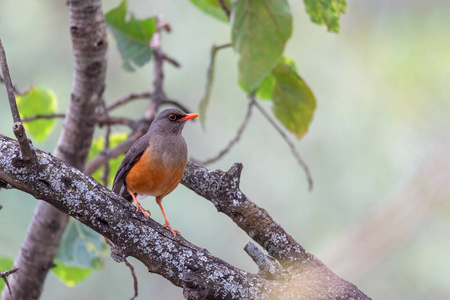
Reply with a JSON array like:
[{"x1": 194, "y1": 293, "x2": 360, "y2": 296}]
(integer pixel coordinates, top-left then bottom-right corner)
[{"x1": 251, "y1": 95, "x2": 313, "y2": 190}]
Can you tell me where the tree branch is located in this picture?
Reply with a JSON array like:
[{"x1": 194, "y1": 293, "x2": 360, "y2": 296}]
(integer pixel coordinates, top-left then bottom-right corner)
[
  {"x1": 106, "y1": 92, "x2": 152, "y2": 112},
  {"x1": 22, "y1": 113, "x2": 66, "y2": 123},
  {"x1": 100, "y1": 100, "x2": 111, "y2": 186},
  {"x1": 0, "y1": 74, "x2": 29, "y2": 95},
  {"x1": 1, "y1": 1, "x2": 109, "y2": 299},
  {"x1": 83, "y1": 124, "x2": 149, "y2": 175},
  {"x1": 0, "y1": 268, "x2": 18, "y2": 300},
  {"x1": 182, "y1": 162, "x2": 306, "y2": 266},
  {"x1": 0, "y1": 39, "x2": 36, "y2": 163},
  {"x1": 123, "y1": 258, "x2": 139, "y2": 300},
  {"x1": 0, "y1": 134, "x2": 371, "y2": 300},
  {"x1": 198, "y1": 43, "x2": 231, "y2": 127}
]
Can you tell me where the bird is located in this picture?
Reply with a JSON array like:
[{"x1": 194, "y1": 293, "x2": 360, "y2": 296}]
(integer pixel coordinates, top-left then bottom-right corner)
[{"x1": 112, "y1": 108, "x2": 198, "y2": 237}]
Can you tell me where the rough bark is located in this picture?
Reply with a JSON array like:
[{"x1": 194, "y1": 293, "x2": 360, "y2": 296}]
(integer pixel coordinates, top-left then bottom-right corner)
[
  {"x1": 0, "y1": 135, "x2": 370, "y2": 300},
  {"x1": 0, "y1": 1, "x2": 108, "y2": 299}
]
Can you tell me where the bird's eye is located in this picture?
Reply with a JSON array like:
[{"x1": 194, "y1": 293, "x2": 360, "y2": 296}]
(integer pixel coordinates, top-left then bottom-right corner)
[{"x1": 168, "y1": 114, "x2": 177, "y2": 121}]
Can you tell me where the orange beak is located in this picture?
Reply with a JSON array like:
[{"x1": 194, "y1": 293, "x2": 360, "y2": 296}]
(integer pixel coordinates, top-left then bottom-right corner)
[{"x1": 180, "y1": 113, "x2": 199, "y2": 121}]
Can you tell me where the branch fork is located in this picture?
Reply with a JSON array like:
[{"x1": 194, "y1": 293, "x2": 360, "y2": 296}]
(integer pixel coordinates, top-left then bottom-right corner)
[{"x1": 0, "y1": 135, "x2": 371, "y2": 299}]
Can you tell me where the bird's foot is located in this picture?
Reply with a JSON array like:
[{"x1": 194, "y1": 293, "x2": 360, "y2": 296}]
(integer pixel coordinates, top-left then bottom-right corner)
[
  {"x1": 163, "y1": 222, "x2": 180, "y2": 237},
  {"x1": 135, "y1": 203, "x2": 151, "y2": 218}
]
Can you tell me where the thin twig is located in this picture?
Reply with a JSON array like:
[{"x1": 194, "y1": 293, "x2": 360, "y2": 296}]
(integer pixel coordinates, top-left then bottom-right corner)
[
  {"x1": 148, "y1": 17, "x2": 167, "y2": 118},
  {"x1": 218, "y1": 0, "x2": 231, "y2": 20},
  {"x1": 97, "y1": 116, "x2": 137, "y2": 128},
  {"x1": 161, "y1": 53, "x2": 180, "y2": 68},
  {"x1": 244, "y1": 242, "x2": 286, "y2": 280},
  {"x1": 84, "y1": 128, "x2": 147, "y2": 175},
  {"x1": 194, "y1": 99, "x2": 254, "y2": 165},
  {"x1": 22, "y1": 113, "x2": 135, "y2": 128},
  {"x1": 22, "y1": 113, "x2": 66, "y2": 123},
  {"x1": 199, "y1": 43, "x2": 232, "y2": 128},
  {"x1": 100, "y1": 100, "x2": 111, "y2": 187},
  {"x1": 106, "y1": 92, "x2": 153, "y2": 112},
  {"x1": 0, "y1": 39, "x2": 36, "y2": 163},
  {"x1": 160, "y1": 99, "x2": 191, "y2": 114},
  {"x1": 123, "y1": 258, "x2": 139, "y2": 300},
  {"x1": 0, "y1": 74, "x2": 30, "y2": 95},
  {"x1": 251, "y1": 95, "x2": 313, "y2": 190},
  {"x1": 0, "y1": 41, "x2": 21, "y2": 125},
  {"x1": 1, "y1": 268, "x2": 19, "y2": 299},
  {"x1": 215, "y1": 43, "x2": 231, "y2": 50}
]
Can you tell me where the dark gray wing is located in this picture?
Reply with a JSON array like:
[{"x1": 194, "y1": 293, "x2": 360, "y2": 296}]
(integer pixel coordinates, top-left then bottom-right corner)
[{"x1": 112, "y1": 134, "x2": 149, "y2": 200}]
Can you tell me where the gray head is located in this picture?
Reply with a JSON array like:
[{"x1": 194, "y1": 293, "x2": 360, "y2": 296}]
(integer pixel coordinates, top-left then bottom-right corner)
[{"x1": 149, "y1": 108, "x2": 199, "y2": 135}]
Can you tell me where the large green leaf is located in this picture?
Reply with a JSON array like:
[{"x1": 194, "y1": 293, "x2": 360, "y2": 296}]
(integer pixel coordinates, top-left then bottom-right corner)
[
  {"x1": 0, "y1": 256, "x2": 14, "y2": 292},
  {"x1": 89, "y1": 133, "x2": 128, "y2": 187},
  {"x1": 270, "y1": 60, "x2": 316, "y2": 138},
  {"x1": 231, "y1": 0, "x2": 292, "y2": 92},
  {"x1": 16, "y1": 87, "x2": 57, "y2": 143},
  {"x1": 52, "y1": 219, "x2": 106, "y2": 286},
  {"x1": 106, "y1": 0, "x2": 157, "y2": 71},
  {"x1": 190, "y1": 0, "x2": 230, "y2": 22},
  {"x1": 303, "y1": 0, "x2": 346, "y2": 33}
]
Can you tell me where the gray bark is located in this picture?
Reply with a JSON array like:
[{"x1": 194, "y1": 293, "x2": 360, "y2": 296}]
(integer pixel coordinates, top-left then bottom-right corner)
[
  {"x1": 0, "y1": 1, "x2": 108, "y2": 299},
  {"x1": 0, "y1": 135, "x2": 370, "y2": 300}
]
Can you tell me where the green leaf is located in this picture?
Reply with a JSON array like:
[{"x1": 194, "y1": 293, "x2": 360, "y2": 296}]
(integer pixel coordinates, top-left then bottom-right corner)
[
  {"x1": 255, "y1": 75, "x2": 276, "y2": 100},
  {"x1": 16, "y1": 87, "x2": 57, "y2": 143},
  {"x1": 89, "y1": 133, "x2": 128, "y2": 187},
  {"x1": 256, "y1": 57, "x2": 297, "y2": 100},
  {"x1": 303, "y1": 0, "x2": 346, "y2": 33},
  {"x1": 56, "y1": 219, "x2": 106, "y2": 268},
  {"x1": 105, "y1": 0, "x2": 157, "y2": 71},
  {"x1": 270, "y1": 60, "x2": 316, "y2": 138},
  {"x1": 52, "y1": 261, "x2": 92, "y2": 287},
  {"x1": 231, "y1": 0, "x2": 292, "y2": 92},
  {"x1": 53, "y1": 219, "x2": 106, "y2": 286},
  {"x1": 190, "y1": 0, "x2": 230, "y2": 22},
  {"x1": 0, "y1": 256, "x2": 14, "y2": 292}
]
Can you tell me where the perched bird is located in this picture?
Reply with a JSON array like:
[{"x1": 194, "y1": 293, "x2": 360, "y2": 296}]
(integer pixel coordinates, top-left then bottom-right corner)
[{"x1": 112, "y1": 108, "x2": 198, "y2": 236}]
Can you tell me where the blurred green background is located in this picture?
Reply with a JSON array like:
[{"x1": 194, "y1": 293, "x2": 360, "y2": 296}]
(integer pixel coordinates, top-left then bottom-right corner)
[{"x1": 1, "y1": 0, "x2": 449, "y2": 299}]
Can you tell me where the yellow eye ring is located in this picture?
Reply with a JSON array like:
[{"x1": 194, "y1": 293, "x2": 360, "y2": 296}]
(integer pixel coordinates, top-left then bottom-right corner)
[{"x1": 168, "y1": 114, "x2": 177, "y2": 121}]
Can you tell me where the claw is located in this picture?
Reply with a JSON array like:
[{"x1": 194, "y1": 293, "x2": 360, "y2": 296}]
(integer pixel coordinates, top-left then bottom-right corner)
[
  {"x1": 128, "y1": 188, "x2": 151, "y2": 218},
  {"x1": 163, "y1": 222, "x2": 180, "y2": 237}
]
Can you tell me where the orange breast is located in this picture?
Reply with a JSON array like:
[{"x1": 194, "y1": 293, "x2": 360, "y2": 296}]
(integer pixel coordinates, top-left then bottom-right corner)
[{"x1": 125, "y1": 145, "x2": 186, "y2": 198}]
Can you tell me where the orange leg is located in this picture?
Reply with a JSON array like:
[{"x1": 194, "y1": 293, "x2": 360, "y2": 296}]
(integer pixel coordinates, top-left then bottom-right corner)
[
  {"x1": 127, "y1": 188, "x2": 151, "y2": 218},
  {"x1": 156, "y1": 196, "x2": 179, "y2": 237}
]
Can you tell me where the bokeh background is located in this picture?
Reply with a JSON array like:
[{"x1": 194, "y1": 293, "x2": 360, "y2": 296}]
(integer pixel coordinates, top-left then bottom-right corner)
[{"x1": 1, "y1": 0, "x2": 449, "y2": 299}]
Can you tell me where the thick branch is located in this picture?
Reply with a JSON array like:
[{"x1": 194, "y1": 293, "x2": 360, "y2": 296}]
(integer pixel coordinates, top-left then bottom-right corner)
[
  {"x1": 0, "y1": 135, "x2": 370, "y2": 300},
  {"x1": 0, "y1": 135, "x2": 266, "y2": 299},
  {"x1": 182, "y1": 162, "x2": 306, "y2": 266}
]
